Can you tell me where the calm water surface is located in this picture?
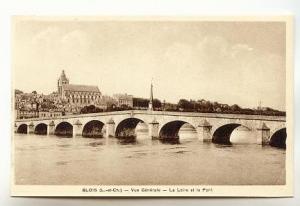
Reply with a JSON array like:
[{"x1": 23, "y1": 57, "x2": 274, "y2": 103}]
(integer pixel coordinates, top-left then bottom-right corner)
[{"x1": 14, "y1": 131, "x2": 285, "y2": 185}]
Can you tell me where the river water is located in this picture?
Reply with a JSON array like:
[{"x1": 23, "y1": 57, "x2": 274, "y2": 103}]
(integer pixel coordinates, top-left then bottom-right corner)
[{"x1": 14, "y1": 129, "x2": 286, "y2": 185}]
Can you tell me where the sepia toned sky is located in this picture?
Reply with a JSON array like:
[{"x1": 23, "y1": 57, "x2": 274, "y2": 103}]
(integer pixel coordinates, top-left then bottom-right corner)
[{"x1": 13, "y1": 19, "x2": 286, "y2": 110}]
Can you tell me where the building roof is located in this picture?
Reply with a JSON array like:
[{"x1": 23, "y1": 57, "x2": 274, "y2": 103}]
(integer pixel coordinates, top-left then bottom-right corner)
[
  {"x1": 113, "y1": 93, "x2": 133, "y2": 98},
  {"x1": 62, "y1": 84, "x2": 100, "y2": 93}
]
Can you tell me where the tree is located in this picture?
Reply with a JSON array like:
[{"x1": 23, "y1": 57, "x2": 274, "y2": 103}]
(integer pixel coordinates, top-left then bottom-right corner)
[
  {"x1": 80, "y1": 105, "x2": 103, "y2": 114},
  {"x1": 153, "y1": 99, "x2": 162, "y2": 108},
  {"x1": 133, "y1": 98, "x2": 149, "y2": 108},
  {"x1": 164, "y1": 103, "x2": 178, "y2": 111},
  {"x1": 230, "y1": 104, "x2": 241, "y2": 113},
  {"x1": 201, "y1": 101, "x2": 213, "y2": 112},
  {"x1": 120, "y1": 104, "x2": 132, "y2": 110},
  {"x1": 178, "y1": 99, "x2": 194, "y2": 111},
  {"x1": 15, "y1": 89, "x2": 23, "y2": 95}
]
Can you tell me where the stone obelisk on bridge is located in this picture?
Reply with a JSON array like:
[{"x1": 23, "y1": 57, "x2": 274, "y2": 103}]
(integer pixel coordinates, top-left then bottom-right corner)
[{"x1": 148, "y1": 81, "x2": 154, "y2": 111}]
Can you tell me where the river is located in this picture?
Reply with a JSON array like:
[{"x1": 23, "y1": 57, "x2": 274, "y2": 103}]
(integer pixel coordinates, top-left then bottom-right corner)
[{"x1": 14, "y1": 128, "x2": 285, "y2": 185}]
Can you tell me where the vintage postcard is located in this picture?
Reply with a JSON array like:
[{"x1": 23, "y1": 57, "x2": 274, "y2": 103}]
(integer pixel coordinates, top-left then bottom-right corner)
[{"x1": 11, "y1": 16, "x2": 293, "y2": 197}]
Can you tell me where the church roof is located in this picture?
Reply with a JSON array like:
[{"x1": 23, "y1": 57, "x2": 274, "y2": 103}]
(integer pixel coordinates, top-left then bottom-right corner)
[{"x1": 62, "y1": 84, "x2": 100, "y2": 93}]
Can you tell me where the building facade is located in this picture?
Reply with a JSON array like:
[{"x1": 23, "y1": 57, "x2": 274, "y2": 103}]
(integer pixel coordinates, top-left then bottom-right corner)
[
  {"x1": 16, "y1": 109, "x2": 39, "y2": 119},
  {"x1": 57, "y1": 70, "x2": 102, "y2": 107},
  {"x1": 113, "y1": 93, "x2": 133, "y2": 108},
  {"x1": 39, "y1": 110, "x2": 63, "y2": 118}
]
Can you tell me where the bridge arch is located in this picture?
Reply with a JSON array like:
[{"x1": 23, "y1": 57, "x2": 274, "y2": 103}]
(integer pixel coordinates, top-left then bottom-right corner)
[
  {"x1": 269, "y1": 128, "x2": 286, "y2": 149},
  {"x1": 17, "y1": 124, "x2": 27, "y2": 134},
  {"x1": 82, "y1": 120, "x2": 105, "y2": 138},
  {"x1": 34, "y1": 123, "x2": 48, "y2": 135},
  {"x1": 115, "y1": 117, "x2": 146, "y2": 138},
  {"x1": 54, "y1": 121, "x2": 73, "y2": 137},
  {"x1": 212, "y1": 123, "x2": 250, "y2": 144},
  {"x1": 159, "y1": 120, "x2": 197, "y2": 140}
]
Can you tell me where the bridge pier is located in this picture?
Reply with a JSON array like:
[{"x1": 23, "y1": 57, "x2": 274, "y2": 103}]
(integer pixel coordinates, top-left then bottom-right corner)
[
  {"x1": 149, "y1": 119, "x2": 159, "y2": 139},
  {"x1": 197, "y1": 119, "x2": 212, "y2": 142},
  {"x1": 48, "y1": 121, "x2": 55, "y2": 135},
  {"x1": 14, "y1": 123, "x2": 17, "y2": 133},
  {"x1": 106, "y1": 118, "x2": 115, "y2": 138},
  {"x1": 73, "y1": 120, "x2": 83, "y2": 137},
  {"x1": 28, "y1": 122, "x2": 35, "y2": 134},
  {"x1": 257, "y1": 122, "x2": 270, "y2": 145}
]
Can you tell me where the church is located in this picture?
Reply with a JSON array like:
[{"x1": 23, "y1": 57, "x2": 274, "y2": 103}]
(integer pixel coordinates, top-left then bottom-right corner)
[{"x1": 57, "y1": 70, "x2": 102, "y2": 107}]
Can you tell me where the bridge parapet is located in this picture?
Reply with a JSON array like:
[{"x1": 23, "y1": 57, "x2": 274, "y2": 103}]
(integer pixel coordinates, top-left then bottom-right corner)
[{"x1": 14, "y1": 110, "x2": 286, "y2": 122}]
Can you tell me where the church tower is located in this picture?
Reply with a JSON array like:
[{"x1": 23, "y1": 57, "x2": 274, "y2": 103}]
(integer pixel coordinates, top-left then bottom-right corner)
[
  {"x1": 57, "y1": 70, "x2": 69, "y2": 96},
  {"x1": 148, "y1": 81, "x2": 153, "y2": 111}
]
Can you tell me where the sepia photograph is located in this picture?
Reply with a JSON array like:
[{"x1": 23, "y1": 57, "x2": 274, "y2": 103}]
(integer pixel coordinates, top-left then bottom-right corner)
[{"x1": 11, "y1": 16, "x2": 293, "y2": 197}]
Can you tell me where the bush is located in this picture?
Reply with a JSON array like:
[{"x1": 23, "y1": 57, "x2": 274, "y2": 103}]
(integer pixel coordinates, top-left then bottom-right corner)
[{"x1": 80, "y1": 105, "x2": 103, "y2": 114}]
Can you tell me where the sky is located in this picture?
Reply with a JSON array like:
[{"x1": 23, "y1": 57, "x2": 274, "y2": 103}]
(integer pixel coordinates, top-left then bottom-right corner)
[{"x1": 13, "y1": 18, "x2": 286, "y2": 110}]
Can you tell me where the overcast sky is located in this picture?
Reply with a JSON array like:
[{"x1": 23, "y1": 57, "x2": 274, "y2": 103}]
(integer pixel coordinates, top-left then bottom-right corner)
[{"x1": 13, "y1": 19, "x2": 286, "y2": 110}]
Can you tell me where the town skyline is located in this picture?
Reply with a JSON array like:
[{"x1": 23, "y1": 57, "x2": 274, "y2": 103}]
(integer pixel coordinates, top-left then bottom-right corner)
[
  {"x1": 13, "y1": 20, "x2": 286, "y2": 110},
  {"x1": 15, "y1": 69, "x2": 284, "y2": 111}
]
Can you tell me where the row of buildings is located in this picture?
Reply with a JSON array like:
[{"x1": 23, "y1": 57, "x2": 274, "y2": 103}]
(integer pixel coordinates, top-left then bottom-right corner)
[{"x1": 15, "y1": 70, "x2": 135, "y2": 119}]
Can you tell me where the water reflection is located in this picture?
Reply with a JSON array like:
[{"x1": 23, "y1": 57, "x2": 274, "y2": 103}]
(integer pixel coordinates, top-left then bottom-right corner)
[
  {"x1": 116, "y1": 136, "x2": 138, "y2": 145},
  {"x1": 213, "y1": 143, "x2": 233, "y2": 148},
  {"x1": 159, "y1": 138, "x2": 180, "y2": 145},
  {"x1": 14, "y1": 131, "x2": 286, "y2": 185}
]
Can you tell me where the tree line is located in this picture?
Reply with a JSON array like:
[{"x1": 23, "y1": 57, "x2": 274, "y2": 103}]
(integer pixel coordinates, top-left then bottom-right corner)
[
  {"x1": 174, "y1": 99, "x2": 285, "y2": 116},
  {"x1": 80, "y1": 98, "x2": 285, "y2": 116}
]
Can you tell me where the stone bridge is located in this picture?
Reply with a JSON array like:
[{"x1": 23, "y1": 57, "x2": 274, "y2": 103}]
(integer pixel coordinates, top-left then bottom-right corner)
[{"x1": 14, "y1": 110, "x2": 286, "y2": 146}]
